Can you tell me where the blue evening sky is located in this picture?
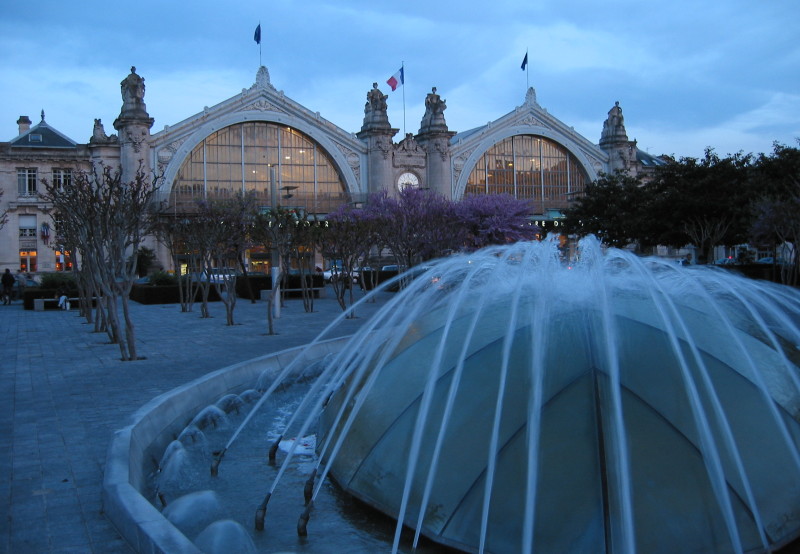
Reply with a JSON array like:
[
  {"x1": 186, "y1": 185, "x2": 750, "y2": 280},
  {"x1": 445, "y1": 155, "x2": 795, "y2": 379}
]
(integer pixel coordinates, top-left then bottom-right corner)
[{"x1": 1, "y1": 0, "x2": 797, "y2": 159}]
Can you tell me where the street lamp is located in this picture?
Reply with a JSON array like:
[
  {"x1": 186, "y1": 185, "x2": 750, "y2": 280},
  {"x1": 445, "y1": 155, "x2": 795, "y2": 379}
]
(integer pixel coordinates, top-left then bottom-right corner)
[{"x1": 269, "y1": 166, "x2": 280, "y2": 318}]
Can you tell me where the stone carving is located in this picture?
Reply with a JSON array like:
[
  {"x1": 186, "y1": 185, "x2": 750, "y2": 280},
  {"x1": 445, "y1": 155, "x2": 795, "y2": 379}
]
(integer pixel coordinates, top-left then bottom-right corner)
[
  {"x1": 92, "y1": 119, "x2": 107, "y2": 140},
  {"x1": 245, "y1": 99, "x2": 286, "y2": 113},
  {"x1": 119, "y1": 66, "x2": 150, "y2": 119},
  {"x1": 375, "y1": 136, "x2": 392, "y2": 160},
  {"x1": 254, "y1": 66, "x2": 272, "y2": 89},
  {"x1": 167, "y1": 137, "x2": 188, "y2": 154},
  {"x1": 520, "y1": 115, "x2": 543, "y2": 127},
  {"x1": 600, "y1": 101, "x2": 629, "y2": 144},
  {"x1": 334, "y1": 142, "x2": 362, "y2": 188},
  {"x1": 419, "y1": 87, "x2": 448, "y2": 133},
  {"x1": 360, "y1": 83, "x2": 391, "y2": 132},
  {"x1": 125, "y1": 129, "x2": 146, "y2": 153},
  {"x1": 367, "y1": 83, "x2": 388, "y2": 112},
  {"x1": 89, "y1": 119, "x2": 117, "y2": 145},
  {"x1": 451, "y1": 147, "x2": 478, "y2": 185},
  {"x1": 396, "y1": 133, "x2": 420, "y2": 153},
  {"x1": 393, "y1": 133, "x2": 425, "y2": 168},
  {"x1": 157, "y1": 149, "x2": 173, "y2": 164},
  {"x1": 432, "y1": 139, "x2": 449, "y2": 162},
  {"x1": 525, "y1": 87, "x2": 538, "y2": 106},
  {"x1": 122, "y1": 67, "x2": 145, "y2": 104}
]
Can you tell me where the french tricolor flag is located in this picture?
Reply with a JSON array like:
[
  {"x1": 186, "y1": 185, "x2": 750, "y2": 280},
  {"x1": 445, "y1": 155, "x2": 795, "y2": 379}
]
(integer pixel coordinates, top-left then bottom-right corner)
[{"x1": 386, "y1": 66, "x2": 404, "y2": 91}]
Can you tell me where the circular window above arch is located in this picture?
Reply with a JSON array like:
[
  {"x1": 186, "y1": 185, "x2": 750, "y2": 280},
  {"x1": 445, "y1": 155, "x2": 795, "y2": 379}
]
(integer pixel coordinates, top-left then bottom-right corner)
[{"x1": 397, "y1": 172, "x2": 420, "y2": 191}]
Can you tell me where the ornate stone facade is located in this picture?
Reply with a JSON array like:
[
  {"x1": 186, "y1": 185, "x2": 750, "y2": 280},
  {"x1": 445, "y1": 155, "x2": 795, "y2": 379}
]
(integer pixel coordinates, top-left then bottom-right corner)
[{"x1": 0, "y1": 65, "x2": 664, "y2": 273}]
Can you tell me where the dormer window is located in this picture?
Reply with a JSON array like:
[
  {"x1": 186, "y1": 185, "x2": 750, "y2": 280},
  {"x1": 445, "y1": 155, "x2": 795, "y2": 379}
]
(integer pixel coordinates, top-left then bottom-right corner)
[{"x1": 28, "y1": 133, "x2": 42, "y2": 143}]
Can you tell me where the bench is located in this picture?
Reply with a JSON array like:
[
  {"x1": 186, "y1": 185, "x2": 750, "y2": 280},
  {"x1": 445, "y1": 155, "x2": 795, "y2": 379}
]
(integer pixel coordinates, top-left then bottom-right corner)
[
  {"x1": 34, "y1": 297, "x2": 76, "y2": 311},
  {"x1": 33, "y1": 297, "x2": 96, "y2": 311}
]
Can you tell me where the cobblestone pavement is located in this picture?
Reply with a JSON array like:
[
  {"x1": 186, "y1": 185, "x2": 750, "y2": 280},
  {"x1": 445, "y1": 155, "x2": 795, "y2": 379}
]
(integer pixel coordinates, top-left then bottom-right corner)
[{"x1": 0, "y1": 289, "x2": 384, "y2": 553}]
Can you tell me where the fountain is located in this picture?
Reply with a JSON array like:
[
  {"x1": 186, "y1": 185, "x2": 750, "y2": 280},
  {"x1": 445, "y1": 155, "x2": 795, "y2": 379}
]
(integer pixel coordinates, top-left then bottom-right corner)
[
  {"x1": 108, "y1": 237, "x2": 800, "y2": 553},
  {"x1": 311, "y1": 237, "x2": 800, "y2": 553}
]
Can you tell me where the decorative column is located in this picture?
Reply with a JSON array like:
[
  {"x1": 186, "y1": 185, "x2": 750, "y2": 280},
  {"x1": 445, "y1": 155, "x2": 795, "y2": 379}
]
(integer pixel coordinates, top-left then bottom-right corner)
[
  {"x1": 113, "y1": 67, "x2": 155, "y2": 184},
  {"x1": 415, "y1": 87, "x2": 455, "y2": 199},
  {"x1": 356, "y1": 83, "x2": 398, "y2": 195}
]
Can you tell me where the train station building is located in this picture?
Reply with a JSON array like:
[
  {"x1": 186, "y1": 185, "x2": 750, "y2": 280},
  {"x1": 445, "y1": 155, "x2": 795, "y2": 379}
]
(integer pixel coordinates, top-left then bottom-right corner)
[{"x1": 0, "y1": 65, "x2": 665, "y2": 273}]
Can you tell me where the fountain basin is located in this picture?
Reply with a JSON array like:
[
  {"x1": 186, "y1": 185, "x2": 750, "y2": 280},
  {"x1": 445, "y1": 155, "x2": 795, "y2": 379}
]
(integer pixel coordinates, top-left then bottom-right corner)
[{"x1": 102, "y1": 337, "x2": 351, "y2": 553}]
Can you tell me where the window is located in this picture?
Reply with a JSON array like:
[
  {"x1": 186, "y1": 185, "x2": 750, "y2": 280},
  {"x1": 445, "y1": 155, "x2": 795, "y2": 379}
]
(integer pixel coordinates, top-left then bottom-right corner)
[
  {"x1": 172, "y1": 122, "x2": 348, "y2": 213},
  {"x1": 52, "y1": 168, "x2": 72, "y2": 191},
  {"x1": 28, "y1": 134, "x2": 42, "y2": 143},
  {"x1": 55, "y1": 249, "x2": 73, "y2": 272},
  {"x1": 18, "y1": 215, "x2": 36, "y2": 238},
  {"x1": 465, "y1": 135, "x2": 589, "y2": 214},
  {"x1": 19, "y1": 250, "x2": 37, "y2": 272},
  {"x1": 17, "y1": 168, "x2": 37, "y2": 196}
]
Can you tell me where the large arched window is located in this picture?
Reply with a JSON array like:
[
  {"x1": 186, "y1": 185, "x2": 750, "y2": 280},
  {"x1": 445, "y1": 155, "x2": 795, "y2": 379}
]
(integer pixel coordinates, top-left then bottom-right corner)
[
  {"x1": 465, "y1": 135, "x2": 589, "y2": 214},
  {"x1": 171, "y1": 122, "x2": 348, "y2": 213}
]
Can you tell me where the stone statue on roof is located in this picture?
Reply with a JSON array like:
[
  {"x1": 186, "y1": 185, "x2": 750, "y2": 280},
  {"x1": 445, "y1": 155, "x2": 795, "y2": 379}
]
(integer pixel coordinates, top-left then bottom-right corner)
[
  {"x1": 117, "y1": 66, "x2": 153, "y2": 122},
  {"x1": 367, "y1": 82, "x2": 388, "y2": 113},
  {"x1": 419, "y1": 87, "x2": 448, "y2": 133},
  {"x1": 90, "y1": 118, "x2": 117, "y2": 145},
  {"x1": 600, "y1": 101, "x2": 629, "y2": 145},
  {"x1": 360, "y1": 82, "x2": 392, "y2": 133},
  {"x1": 122, "y1": 67, "x2": 145, "y2": 104}
]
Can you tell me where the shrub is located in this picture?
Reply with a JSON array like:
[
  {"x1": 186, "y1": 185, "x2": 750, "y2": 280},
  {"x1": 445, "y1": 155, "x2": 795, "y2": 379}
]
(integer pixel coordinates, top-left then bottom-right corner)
[
  {"x1": 148, "y1": 270, "x2": 178, "y2": 286},
  {"x1": 39, "y1": 272, "x2": 77, "y2": 292}
]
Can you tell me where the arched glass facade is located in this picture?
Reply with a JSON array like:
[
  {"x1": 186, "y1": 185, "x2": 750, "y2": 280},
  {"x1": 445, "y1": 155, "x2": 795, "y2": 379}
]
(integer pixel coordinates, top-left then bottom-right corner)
[
  {"x1": 170, "y1": 122, "x2": 348, "y2": 213},
  {"x1": 465, "y1": 135, "x2": 589, "y2": 213}
]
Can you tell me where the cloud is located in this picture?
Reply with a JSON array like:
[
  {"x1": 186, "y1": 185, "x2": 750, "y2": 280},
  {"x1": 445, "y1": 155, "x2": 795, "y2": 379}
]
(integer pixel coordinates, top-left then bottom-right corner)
[{"x1": 628, "y1": 92, "x2": 800, "y2": 158}]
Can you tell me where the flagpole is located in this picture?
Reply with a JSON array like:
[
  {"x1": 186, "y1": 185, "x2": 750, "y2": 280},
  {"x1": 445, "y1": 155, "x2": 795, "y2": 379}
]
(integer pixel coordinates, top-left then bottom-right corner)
[
  {"x1": 259, "y1": 21, "x2": 262, "y2": 66},
  {"x1": 401, "y1": 61, "x2": 406, "y2": 136}
]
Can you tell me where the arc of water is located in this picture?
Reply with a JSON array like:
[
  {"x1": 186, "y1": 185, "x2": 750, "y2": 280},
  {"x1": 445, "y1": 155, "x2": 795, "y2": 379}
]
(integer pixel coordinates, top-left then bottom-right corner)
[
  {"x1": 478, "y1": 245, "x2": 531, "y2": 554},
  {"x1": 735, "y1": 282, "x2": 800, "y2": 399},
  {"x1": 590, "y1": 248, "x2": 636, "y2": 553},
  {"x1": 221, "y1": 274, "x2": 413, "y2": 458},
  {"x1": 623, "y1": 252, "x2": 745, "y2": 553},
  {"x1": 726, "y1": 285, "x2": 800, "y2": 473},
  {"x1": 257, "y1": 274, "x2": 447, "y2": 534},
  {"x1": 310, "y1": 273, "x2": 451, "y2": 521},
  {"x1": 265, "y1": 320, "x2": 393, "y2": 496},
  {"x1": 521, "y1": 274, "x2": 551, "y2": 553},
  {"x1": 657, "y1": 263, "x2": 799, "y2": 551},
  {"x1": 408, "y1": 262, "x2": 501, "y2": 548},
  {"x1": 401, "y1": 258, "x2": 491, "y2": 549}
]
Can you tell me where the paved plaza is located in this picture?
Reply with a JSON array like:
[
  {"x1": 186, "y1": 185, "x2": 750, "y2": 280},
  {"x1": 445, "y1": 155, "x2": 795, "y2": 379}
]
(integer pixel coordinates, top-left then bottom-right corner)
[{"x1": 0, "y1": 288, "x2": 384, "y2": 553}]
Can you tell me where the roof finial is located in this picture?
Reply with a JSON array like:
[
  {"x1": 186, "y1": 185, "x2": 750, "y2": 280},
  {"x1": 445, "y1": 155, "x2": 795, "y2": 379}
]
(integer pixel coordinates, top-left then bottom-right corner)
[{"x1": 40, "y1": 110, "x2": 45, "y2": 122}]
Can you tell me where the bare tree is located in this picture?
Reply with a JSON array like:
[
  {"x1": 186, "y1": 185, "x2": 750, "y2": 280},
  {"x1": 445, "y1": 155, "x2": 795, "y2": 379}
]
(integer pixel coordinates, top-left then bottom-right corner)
[
  {"x1": 318, "y1": 204, "x2": 378, "y2": 315},
  {"x1": 191, "y1": 193, "x2": 256, "y2": 326},
  {"x1": 251, "y1": 206, "x2": 305, "y2": 334},
  {"x1": 153, "y1": 213, "x2": 199, "y2": 312},
  {"x1": 42, "y1": 162, "x2": 164, "y2": 361}
]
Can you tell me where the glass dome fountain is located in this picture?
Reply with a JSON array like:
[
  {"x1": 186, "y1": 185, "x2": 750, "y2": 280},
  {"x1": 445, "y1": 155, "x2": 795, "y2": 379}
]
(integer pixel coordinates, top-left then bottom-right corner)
[{"x1": 153, "y1": 237, "x2": 800, "y2": 553}]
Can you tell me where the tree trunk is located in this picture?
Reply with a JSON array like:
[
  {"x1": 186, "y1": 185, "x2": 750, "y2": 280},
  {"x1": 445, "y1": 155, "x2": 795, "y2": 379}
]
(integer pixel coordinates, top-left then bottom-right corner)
[{"x1": 120, "y1": 293, "x2": 138, "y2": 361}]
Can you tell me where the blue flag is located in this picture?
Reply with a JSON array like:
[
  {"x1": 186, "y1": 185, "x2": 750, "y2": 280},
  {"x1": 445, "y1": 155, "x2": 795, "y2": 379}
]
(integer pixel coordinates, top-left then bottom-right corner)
[
  {"x1": 254, "y1": 24, "x2": 261, "y2": 45},
  {"x1": 521, "y1": 52, "x2": 528, "y2": 71}
]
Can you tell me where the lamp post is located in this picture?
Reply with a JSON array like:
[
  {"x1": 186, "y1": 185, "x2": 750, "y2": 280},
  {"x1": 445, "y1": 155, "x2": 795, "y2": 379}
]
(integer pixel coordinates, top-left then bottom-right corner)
[{"x1": 270, "y1": 166, "x2": 281, "y2": 318}]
